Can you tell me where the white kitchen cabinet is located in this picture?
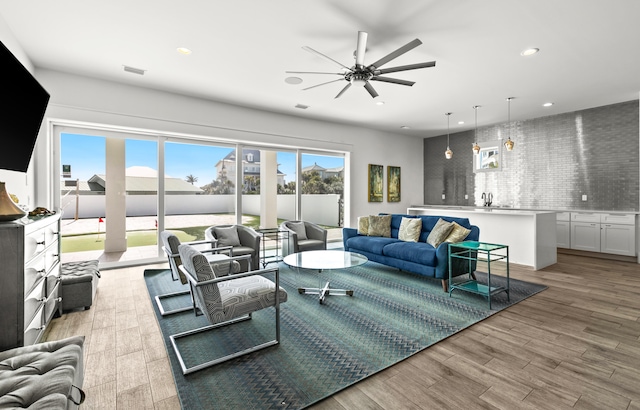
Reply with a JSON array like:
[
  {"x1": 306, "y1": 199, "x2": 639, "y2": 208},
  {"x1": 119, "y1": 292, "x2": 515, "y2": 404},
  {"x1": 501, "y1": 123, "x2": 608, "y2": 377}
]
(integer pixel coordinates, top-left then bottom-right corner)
[
  {"x1": 568, "y1": 212, "x2": 637, "y2": 257},
  {"x1": 556, "y1": 212, "x2": 571, "y2": 248},
  {"x1": 571, "y1": 221, "x2": 601, "y2": 252},
  {"x1": 600, "y1": 213, "x2": 636, "y2": 256}
]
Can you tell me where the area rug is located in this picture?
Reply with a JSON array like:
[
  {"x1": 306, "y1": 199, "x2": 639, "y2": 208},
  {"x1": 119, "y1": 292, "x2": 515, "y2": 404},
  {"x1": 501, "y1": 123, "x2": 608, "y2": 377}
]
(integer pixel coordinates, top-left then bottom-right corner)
[{"x1": 144, "y1": 261, "x2": 546, "y2": 409}]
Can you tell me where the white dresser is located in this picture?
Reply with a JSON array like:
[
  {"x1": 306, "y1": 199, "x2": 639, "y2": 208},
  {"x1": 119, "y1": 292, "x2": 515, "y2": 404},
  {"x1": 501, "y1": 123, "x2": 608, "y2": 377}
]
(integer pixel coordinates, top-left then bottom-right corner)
[{"x1": 0, "y1": 213, "x2": 61, "y2": 350}]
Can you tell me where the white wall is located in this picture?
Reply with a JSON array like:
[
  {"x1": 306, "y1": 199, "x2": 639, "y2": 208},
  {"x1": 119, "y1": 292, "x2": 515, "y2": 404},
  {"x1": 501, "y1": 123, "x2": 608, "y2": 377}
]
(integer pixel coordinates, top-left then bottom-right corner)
[
  {"x1": 61, "y1": 193, "x2": 340, "y2": 226},
  {"x1": 30, "y1": 69, "x2": 423, "y2": 227}
]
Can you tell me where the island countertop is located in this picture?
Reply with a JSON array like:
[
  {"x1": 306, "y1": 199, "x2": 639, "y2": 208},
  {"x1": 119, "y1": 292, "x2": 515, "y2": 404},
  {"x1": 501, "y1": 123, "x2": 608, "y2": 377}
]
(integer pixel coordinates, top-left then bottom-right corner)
[{"x1": 407, "y1": 206, "x2": 557, "y2": 270}]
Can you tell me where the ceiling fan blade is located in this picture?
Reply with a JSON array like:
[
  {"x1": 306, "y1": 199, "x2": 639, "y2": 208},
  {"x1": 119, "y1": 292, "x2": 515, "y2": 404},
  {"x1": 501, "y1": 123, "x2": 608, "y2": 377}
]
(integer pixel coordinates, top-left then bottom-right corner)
[
  {"x1": 303, "y1": 78, "x2": 345, "y2": 90},
  {"x1": 302, "y1": 46, "x2": 352, "y2": 71},
  {"x1": 286, "y1": 71, "x2": 344, "y2": 75},
  {"x1": 367, "y1": 38, "x2": 422, "y2": 69},
  {"x1": 335, "y1": 83, "x2": 352, "y2": 98},
  {"x1": 376, "y1": 61, "x2": 436, "y2": 75},
  {"x1": 371, "y1": 76, "x2": 415, "y2": 86},
  {"x1": 355, "y1": 31, "x2": 368, "y2": 68},
  {"x1": 364, "y1": 82, "x2": 379, "y2": 98}
]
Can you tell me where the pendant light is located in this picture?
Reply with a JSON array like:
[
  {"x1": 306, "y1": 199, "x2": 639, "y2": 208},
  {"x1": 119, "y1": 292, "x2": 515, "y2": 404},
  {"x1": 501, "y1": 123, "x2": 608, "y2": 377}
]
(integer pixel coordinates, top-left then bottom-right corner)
[
  {"x1": 504, "y1": 97, "x2": 515, "y2": 151},
  {"x1": 472, "y1": 105, "x2": 481, "y2": 154},
  {"x1": 444, "y1": 112, "x2": 453, "y2": 159}
]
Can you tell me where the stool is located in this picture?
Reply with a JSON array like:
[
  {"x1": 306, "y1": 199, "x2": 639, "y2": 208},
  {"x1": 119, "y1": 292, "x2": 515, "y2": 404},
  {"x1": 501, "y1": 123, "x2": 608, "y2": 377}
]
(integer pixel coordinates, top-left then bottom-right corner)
[{"x1": 60, "y1": 260, "x2": 100, "y2": 312}]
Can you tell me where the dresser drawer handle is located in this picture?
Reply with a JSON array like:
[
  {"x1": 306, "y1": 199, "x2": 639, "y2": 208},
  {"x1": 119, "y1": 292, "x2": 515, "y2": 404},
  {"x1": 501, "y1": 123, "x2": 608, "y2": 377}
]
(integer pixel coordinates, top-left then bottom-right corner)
[{"x1": 36, "y1": 240, "x2": 46, "y2": 246}]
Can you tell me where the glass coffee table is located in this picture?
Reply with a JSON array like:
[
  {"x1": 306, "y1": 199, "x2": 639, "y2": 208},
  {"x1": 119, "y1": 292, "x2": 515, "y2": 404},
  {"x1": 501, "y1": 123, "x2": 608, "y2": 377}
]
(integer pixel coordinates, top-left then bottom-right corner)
[{"x1": 283, "y1": 250, "x2": 368, "y2": 304}]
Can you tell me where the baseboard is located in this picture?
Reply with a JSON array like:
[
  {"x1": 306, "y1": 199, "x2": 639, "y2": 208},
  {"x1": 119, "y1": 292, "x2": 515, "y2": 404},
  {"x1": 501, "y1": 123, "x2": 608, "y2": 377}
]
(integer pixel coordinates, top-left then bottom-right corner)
[{"x1": 557, "y1": 248, "x2": 637, "y2": 263}]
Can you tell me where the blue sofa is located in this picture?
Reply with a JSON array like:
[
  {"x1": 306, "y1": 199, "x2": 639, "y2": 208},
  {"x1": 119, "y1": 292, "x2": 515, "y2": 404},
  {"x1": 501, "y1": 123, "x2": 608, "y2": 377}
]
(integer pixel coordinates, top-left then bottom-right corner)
[{"x1": 343, "y1": 214, "x2": 480, "y2": 291}]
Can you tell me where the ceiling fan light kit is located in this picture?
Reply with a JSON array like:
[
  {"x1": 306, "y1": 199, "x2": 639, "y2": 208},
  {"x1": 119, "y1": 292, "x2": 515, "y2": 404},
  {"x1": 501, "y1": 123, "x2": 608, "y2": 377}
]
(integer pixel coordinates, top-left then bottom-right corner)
[{"x1": 287, "y1": 31, "x2": 436, "y2": 99}]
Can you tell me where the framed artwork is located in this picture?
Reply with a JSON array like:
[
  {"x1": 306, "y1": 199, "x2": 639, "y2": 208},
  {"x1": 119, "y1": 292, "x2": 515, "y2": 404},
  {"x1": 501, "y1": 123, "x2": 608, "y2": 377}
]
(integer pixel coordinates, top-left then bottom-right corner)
[
  {"x1": 387, "y1": 166, "x2": 401, "y2": 202},
  {"x1": 474, "y1": 145, "x2": 501, "y2": 172},
  {"x1": 368, "y1": 164, "x2": 384, "y2": 202}
]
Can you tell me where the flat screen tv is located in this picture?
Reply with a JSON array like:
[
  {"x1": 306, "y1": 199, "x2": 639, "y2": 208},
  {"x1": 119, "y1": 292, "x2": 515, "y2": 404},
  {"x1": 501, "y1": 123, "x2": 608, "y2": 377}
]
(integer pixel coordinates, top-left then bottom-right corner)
[{"x1": 0, "y1": 40, "x2": 50, "y2": 173}]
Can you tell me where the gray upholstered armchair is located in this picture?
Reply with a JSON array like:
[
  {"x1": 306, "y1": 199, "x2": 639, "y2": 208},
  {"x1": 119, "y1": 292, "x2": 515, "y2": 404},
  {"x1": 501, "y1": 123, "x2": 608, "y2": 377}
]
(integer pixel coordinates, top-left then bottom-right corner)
[
  {"x1": 173, "y1": 243, "x2": 287, "y2": 374},
  {"x1": 280, "y1": 220, "x2": 327, "y2": 256},
  {"x1": 204, "y1": 225, "x2": 261, "y2": 271}
]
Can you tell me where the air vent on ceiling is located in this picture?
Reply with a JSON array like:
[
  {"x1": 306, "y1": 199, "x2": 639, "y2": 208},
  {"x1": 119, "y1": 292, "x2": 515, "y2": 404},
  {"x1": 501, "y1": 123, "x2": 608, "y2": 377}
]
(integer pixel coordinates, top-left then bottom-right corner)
[
  {"x1": 295, "y1": 104, "x2": 309, "y2": 109},
  {"x1": 123, "y1": 65, "x2": 146, "y2": 75}
]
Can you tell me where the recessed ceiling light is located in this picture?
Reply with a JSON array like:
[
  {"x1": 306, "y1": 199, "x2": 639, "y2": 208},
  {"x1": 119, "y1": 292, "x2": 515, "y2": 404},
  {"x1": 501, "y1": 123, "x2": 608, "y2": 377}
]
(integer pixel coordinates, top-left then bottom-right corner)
[
  {"x1": 521, "y1": 48, "x2": 539, "y2": 56},
  {"x1": 543, "y1": 102, "x2": 554, "y2": 107},
  {"x1": 375, "y1": 100, "x2": 385, "y2": 106},
  {"x1": 177, "y1": 47, "x2": 192, "y2": 55},
  {"x1": 400, "y1": 126, "x2": 410, "y2": 130},
  {"x1": 458, "y1": 121, "x2": 465, "y2": 125},
  {"x1": 285, "y1": 76, "x2": 303, "y2": 85}
]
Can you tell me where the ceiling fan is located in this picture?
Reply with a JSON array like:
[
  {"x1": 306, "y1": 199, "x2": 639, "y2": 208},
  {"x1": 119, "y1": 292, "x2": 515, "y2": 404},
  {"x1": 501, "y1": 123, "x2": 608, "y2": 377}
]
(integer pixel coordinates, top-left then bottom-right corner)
[{"x1": 286, "y1": 31, "x2": 436, "y2": 99}]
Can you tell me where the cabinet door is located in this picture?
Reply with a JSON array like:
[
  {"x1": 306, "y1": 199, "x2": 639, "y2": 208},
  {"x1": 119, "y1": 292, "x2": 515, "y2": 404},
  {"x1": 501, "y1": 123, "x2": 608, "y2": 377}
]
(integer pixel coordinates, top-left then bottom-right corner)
[
  {"x1": 571, "y1": 222, "x2": 600, "y2": 252},
  {"x1": 556, "y1": 221, "x2": 570, "y2": 248},
  {"x1": 601, "y1": 224, "x2": 636, "y2": 256}
]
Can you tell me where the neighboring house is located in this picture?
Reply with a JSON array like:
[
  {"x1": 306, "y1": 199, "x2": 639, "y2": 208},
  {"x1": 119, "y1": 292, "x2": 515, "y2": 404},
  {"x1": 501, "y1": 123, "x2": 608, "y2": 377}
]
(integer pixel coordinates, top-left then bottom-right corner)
[
  {"x1": 61, "y1": 166, "x2": 203, "y2": 196},
  {"x1": 302, "y1": 163, "x2": 344, "y2": 180},
  {"x1": 214, "y1": 149, "x2": 286, "y2": 188}
]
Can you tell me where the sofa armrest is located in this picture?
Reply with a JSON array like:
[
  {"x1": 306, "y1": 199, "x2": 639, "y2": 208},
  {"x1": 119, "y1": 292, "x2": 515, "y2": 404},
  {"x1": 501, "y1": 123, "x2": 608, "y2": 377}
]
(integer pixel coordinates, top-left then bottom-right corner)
[{"x1": 342, "y1": 227, "x2": 359, "y2": 250}]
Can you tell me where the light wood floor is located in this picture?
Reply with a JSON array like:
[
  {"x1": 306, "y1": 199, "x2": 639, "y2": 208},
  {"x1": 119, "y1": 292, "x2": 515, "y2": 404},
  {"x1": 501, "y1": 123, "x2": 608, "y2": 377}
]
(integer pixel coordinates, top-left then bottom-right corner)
[{"x1": 45, "y1": 254, "x2": 640, "y2": 409}]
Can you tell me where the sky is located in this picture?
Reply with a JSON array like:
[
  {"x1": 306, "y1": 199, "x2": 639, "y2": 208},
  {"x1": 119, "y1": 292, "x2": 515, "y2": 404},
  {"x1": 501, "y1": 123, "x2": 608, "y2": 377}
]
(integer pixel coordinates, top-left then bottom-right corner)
[{"x1": 61, "y1": 133, "x2": 344, "y2": 185}]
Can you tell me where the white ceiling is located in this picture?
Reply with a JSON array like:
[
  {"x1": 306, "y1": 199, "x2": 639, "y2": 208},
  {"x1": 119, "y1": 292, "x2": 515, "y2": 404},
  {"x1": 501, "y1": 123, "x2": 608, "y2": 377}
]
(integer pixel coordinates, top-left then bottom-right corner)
[{"x1": 1, "y1": 0, "x2": 639, "y2": 138}]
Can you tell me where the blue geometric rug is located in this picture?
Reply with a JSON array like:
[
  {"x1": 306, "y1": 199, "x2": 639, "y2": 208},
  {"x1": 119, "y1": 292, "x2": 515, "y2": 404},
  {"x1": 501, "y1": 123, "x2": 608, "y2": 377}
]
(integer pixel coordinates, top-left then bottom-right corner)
[{"x1": 144, "y1": 261, "x2": 546, "y2": 409}]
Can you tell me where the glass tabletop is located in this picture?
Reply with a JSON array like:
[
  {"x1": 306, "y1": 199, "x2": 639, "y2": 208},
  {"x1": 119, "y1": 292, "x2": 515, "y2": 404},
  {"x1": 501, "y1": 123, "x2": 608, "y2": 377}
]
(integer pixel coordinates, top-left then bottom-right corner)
[
  {"x1": 449, "y1": 241, "x2": 508, "y2": 252},
  {"x1": 283, "y1": 250, "x2": 368, "y2": 270}
]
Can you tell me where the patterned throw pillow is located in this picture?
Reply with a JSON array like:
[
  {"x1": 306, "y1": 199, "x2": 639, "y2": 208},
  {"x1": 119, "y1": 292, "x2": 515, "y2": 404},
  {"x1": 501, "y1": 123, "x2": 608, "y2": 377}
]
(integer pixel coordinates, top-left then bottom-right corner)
[
  {"x1": 444, "y1": 222, "x2": 471, "y2": 243},
  {"x1": 214, "y1": 226, "x2": 241, "y2": 247},
  {"x1": 368, "y1": 214, "x2": 392, "y2": 237},
  {"x1": 288, "y1": 221, "x2": 308, "y2": 240},
  {"x1": 398, "y1": 217, "x2": 422, "y2": 242},
  {"x1": 426, "y1": 218, "x2": 454, "y2": 248},
  {"x1": 357, "y1": 216, "x2": 369, "y2": 235}
]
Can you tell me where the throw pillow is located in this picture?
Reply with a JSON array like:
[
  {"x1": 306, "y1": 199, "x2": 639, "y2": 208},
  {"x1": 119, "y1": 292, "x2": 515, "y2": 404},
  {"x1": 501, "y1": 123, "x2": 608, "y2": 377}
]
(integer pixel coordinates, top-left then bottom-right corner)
[
  {"x1": 214, "y1": 226, "x2": 241, "y2": 247},
  {"x1": 426, "y1": 218, "x2": 454, "y2": 248},
  {"x1": 444, "y1": 222, "x2": 471, "y2": 243},
  {"x1": 357, "y1": 216, "x2": 369, "y2": 235},
  {"x1": 288, "y1": 221, "x2": 308, "y2": 240},
  {"x1": 368, "y1": 214, "x2": 392, "y2": 237},
  {"x1": 398, "y1": 217, "x2": 422, "y2": 242}
]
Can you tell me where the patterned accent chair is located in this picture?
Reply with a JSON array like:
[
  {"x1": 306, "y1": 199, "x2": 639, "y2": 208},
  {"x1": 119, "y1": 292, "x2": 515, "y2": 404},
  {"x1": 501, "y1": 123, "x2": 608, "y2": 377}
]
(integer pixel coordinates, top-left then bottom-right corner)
[
  {"x1": 204, "y1": 225, "x2": 261, "y2": 272},
  {"x1": 173, "y1": 244, "x2": 288, "y2": 375},
  {"x1": 280, "y1": 220, "x2": 328, "y2": 256},
  {"x1": 157, "y1": 231, "x2": 248, "y2": 316}
]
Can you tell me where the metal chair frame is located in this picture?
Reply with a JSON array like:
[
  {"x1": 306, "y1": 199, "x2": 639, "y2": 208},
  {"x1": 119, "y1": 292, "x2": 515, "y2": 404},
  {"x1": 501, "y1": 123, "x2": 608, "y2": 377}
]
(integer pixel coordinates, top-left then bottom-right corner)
[{"x1": 170, "y1": 264, "x2": 282, "y2": 375}]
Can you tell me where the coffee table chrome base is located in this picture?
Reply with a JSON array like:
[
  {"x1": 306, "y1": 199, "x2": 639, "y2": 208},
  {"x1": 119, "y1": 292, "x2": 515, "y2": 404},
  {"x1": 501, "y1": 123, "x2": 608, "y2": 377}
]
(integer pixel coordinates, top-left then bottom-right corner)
[{"x1": 298, "y1": 281, "x2": 354, "y2": 304}]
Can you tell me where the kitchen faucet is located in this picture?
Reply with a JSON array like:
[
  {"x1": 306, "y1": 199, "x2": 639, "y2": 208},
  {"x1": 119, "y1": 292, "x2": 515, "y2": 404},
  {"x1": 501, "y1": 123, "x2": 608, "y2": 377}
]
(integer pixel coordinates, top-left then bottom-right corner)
[{"x1": 482, "y1": 192, "x2": 493, "y2": 207}]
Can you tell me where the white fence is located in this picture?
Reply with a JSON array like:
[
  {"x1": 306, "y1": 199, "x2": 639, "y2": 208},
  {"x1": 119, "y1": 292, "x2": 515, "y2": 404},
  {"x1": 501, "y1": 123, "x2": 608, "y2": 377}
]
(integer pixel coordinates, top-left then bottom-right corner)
[{"x1": 61, "y1": 194, "x2": 341, "y2": 226}]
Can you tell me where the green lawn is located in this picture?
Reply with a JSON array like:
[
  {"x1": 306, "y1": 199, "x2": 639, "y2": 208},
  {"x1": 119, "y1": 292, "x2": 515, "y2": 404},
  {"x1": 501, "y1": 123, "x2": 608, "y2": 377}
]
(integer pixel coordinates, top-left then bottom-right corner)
[{"x1": 60, "y1": 215, "x2": 336, "y2": 253}]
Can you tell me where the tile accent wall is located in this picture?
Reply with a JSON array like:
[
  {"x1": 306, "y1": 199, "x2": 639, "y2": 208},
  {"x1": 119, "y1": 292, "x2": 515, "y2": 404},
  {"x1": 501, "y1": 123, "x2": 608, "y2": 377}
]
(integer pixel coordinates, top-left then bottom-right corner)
[{"x1": 423, "y1": 100, "x2": 640, "y2": 211}]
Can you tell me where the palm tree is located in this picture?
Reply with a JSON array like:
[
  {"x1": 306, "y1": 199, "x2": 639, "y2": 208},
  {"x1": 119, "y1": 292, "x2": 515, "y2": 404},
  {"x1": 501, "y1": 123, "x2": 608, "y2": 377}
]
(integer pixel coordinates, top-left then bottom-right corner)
[{"x1": 185, "y1": 174, "x2": 198, "y2": 185}]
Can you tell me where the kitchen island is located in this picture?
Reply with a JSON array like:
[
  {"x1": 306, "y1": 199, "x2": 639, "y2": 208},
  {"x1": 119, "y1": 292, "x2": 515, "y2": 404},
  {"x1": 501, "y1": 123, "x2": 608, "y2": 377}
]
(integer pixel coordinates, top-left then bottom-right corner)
[{"x1": 407, "y1": 206, "x2": 557, "y2": 270}]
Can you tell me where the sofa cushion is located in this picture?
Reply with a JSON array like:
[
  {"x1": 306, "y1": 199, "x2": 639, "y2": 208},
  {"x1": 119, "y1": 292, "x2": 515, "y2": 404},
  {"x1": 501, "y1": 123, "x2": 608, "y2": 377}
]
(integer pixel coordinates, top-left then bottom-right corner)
[
  {"x1": 287, "y1": 221, "x2": 308, "y2": 240},
  {"x1": 444, "y1": 221, "x2": 472, "y2": 243},
  {"x1": 426, "y1": 218, "x2": 454, "y2": 248},
  {"x1": 368, "y1": 214, "x2": 391, "y2": 237},
  {"x1": 398, "y1": 217, "x2": 422, "y2": 242},
  {"x1": 357, "y1": 216, "x2": 369, "y2": 235},
  {"x1": 383, "y1": 241, "x2": 437, "y2": 266},
  {"x1": 214, "y1": 226, "x2": 241, "y2": 247},
  {"x1": 346, "y1": 235, "x2": 399, "y2": 254}
]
